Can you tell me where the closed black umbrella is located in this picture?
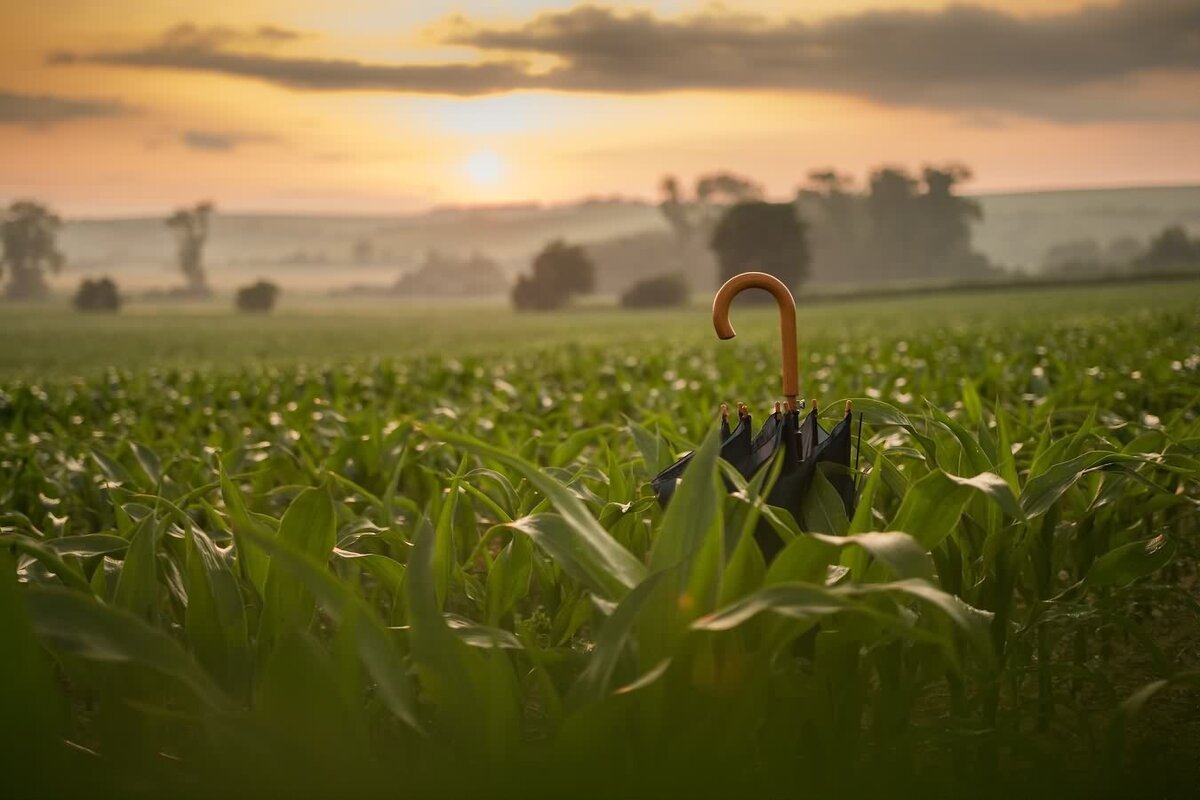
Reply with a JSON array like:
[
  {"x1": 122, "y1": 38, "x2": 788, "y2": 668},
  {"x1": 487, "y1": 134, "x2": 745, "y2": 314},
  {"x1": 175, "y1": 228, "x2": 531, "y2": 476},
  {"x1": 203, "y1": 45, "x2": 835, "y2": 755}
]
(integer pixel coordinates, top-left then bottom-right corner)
[{"x1": 651, "y1": 272, "x2": 859, "y2": 561}]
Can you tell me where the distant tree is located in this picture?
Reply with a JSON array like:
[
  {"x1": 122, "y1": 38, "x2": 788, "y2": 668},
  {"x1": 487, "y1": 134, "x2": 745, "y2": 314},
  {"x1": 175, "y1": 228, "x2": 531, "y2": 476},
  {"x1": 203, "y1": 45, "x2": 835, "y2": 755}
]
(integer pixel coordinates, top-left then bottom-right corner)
[
  {"x1": 1104, "y1": 235, "x2": 1145, "y2": 267},
  {"x1": 73, "y1": 277, "x2": 120, "y2": 312},
  {"x1": 914, "y1": 164, "x2": 982, "y2": 276},
  {"x1": 865, "y1": 167, "x2": 922, "y2": 279},
  {"x1": 710, "y1": 202, "x2": 810, "y2": 295},
  {"x1": 796, "y1": 169, "x2": 860, "y2": 282},
  {"x1": 658, "y1": 172, "x2": 762, "y2": 247},
  {"x1": 166, "y1": 201, "x2": 214, "y2": 296},
  {"x1": 395, "y1": 250, "x2": 509, "y2": 297},
  {"x1": 798, "y1": 164, "x2": 993, "y2": 283},
  {"x1": 351, "y1": 237, "x2": 375, "y2": 265},
  {"x1": 235, "y1": 279, "x2": 280, "y2": 312},
  {"x1": 620, "y1": 273, "x2": 689, "y2": 309},
  {"x1": 1, "y1": 200, "x2": 65, "y2": 300},
  {"x1": 1138, "y1": 225, "x2": 1200, "y2": 270},
  {"x1": 1042, "y1": 239, "x2": 1103, "y2": 274},
  {"x1": 511, "y1": 239, "x2": 595, "y2": 311}
]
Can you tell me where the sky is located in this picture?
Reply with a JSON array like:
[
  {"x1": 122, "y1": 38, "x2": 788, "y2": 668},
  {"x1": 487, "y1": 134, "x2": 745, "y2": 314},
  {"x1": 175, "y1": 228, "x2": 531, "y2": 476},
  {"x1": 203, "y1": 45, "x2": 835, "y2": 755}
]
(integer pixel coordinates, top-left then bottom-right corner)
[{"x1": 2, "y1": 0, "x2": 1199, "y2": 215}]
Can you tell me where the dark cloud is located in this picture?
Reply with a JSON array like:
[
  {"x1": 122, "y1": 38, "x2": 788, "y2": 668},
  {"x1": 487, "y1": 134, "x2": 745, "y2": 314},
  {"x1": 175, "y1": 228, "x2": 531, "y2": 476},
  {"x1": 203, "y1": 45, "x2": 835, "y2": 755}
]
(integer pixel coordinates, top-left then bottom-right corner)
[
  {"x1": 0, "y1": 90, "x2": 131, "y2": 126},
  {"x1": 51, "y1": 21, "x2": 530, "y2": 95},
  {"x1": 48, "y1": 2, "x2": 1200, "y2": 121},
  {"x1": 180, "y1": 130, "x2": 278, "y2": 151}
]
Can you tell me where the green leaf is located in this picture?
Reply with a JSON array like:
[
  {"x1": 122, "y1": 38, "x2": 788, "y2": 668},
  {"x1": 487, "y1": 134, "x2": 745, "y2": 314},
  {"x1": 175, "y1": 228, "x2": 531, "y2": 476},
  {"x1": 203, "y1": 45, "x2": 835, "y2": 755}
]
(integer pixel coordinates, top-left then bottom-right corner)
[
  {"x1": 219, "y1": 460, "x2": 272, "y2": 595},
  {"x1": 1021, "y1": 452, "x2": 1143, "y2": 517},
  {"x1": 485, "y1": 534, "x2": 532, "y2": 626},
  {"x1": 693, "y1": 583, "x2": 850, "y2": 631},
  {"x1": 237, "y1": 516, "x2": 419, "y2": 731},
  {"x1": 185, "y1": 527, "x2": 249, "y2": 692},
  {"x1": 568, "y1": 570, "x2": 667, "y2": 708},
  {"x1": 504, "y1": 514, "x2": 644, "y2": 601},
  {"x1": 436, "y1": 426, "x2": 646, "y2": 598},
  {"x1": 406, "y1": 520, "x2": 520, "y2": 753},
  {"x1": 113, "y1": 514, "x2": 160, "y2": 622},
  {"x1": 45, "y1": 534, "x2": 129, "y2": 558},
  {"x1": 650, "y1": 423, "x2": 722, "y2": 571},
  {"x1": 259, "y1": 487, "x2": 336, "y2": 649},
  {"x1": 0, "y1": 551, "x2": 67, "y2": 770},
  {"x1": 0, "y1": 534, "x2": 92, "y2": 594},
  {"x1": 944, "y1": 471, "x2": 1024, "y2": 522},
  {"x1": 891, "y1": 470, "x2": 1019, "y2": 550},
  {"x1": 24, "y1": 585, "x2": 228, "y2": 709},
  {"x1": 768, "y1": 531, "x2": 933, "y2": 585},
  {"x1": 1084, "y1": 534, "x2": 1175, "y2": 588},
  {"x1": 800, "y1": 467, "x2": 850, "y2": 535}
]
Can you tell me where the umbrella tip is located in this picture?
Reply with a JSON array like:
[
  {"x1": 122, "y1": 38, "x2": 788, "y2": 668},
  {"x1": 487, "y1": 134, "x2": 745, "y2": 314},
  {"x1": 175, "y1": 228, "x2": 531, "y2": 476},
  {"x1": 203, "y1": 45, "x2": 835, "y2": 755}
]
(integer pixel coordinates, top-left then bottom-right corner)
[
  {"x1": 737, "y1": 402, "x2": 748, "y2": 418},
  {"x1": 719, "y1": 403, "x2": 728, "y2": 421},
  {"x1": 845, "y1": 399, "x2": 853, "y2": 415}
]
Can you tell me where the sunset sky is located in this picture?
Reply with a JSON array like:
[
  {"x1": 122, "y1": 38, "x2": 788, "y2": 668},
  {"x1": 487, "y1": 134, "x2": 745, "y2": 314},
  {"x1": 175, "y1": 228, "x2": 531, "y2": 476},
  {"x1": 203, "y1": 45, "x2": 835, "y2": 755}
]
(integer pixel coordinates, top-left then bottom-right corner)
[{"x1": 2, "y1": 0, "x2": 1199, "y2": 215}]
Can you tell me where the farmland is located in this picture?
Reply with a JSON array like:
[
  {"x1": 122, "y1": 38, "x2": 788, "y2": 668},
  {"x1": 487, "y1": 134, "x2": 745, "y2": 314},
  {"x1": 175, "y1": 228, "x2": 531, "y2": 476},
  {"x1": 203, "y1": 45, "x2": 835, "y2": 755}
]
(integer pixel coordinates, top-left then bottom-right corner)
[{"x1": 3, "y1": 279, "x2": 1200, "y2": 797}]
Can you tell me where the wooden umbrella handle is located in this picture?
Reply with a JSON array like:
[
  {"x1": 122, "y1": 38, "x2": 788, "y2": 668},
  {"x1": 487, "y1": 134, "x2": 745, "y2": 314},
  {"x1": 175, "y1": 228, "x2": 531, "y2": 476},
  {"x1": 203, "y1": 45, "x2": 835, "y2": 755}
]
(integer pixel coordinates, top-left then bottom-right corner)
[{"x1": 712, "y1": 272, "x2": 799, "y2": 410}]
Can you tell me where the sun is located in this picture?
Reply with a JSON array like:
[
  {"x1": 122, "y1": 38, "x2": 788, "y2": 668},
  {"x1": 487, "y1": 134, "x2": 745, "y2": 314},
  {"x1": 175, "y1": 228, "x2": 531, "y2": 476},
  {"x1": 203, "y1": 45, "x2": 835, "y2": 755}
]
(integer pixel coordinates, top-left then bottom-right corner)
[{"x1": 462, "y1": 150, "x2": 506, "y2": 186}]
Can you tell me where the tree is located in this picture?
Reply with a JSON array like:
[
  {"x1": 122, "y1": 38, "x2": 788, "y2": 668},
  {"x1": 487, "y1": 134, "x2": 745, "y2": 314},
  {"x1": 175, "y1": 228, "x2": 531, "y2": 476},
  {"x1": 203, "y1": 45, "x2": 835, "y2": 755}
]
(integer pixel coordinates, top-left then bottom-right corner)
[
  {"x1": 166, "y1": 201, "x2": 214, "y2": 296},
  {"x1": 797, "y1": 164, "x2": 994, "y2": 283},
  {"x1": 236, "y1": 280, "x2": 280, "y2": 312},
  {"x1": 1, "y1": 201, "x2": 64, "y2": 300},
  {"x1": 1138, "y1": 225, "x2": 1200, "y2": 271},
  {"x1": 658, "y1": 172, "x2": 762, "y2": 247},
  {"x1": 395, "y1": 251, "x2": 509, "y2": 298},
  {"x1": 914, "y1": 164, "x2": 982, "y2": 278},
  {"x1": 620, "y1": 273, "x2": 689, "y2": 309},
  {"x1": 511, "y1": 239, "x2": 595, "y2": 311},
  {"x1": 74, "y1": 277, "x2": 120, "y2": 312},
  {"x1": 710, "y1": 202, "x2": 810, "y2": 294}
]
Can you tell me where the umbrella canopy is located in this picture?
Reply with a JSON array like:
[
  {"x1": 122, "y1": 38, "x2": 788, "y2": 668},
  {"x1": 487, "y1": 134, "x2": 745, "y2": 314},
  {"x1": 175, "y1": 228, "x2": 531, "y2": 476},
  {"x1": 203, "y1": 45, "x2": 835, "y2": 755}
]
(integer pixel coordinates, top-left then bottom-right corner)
[{"x1": 651, "y1": 271, "x2": 859, "y2": 561}]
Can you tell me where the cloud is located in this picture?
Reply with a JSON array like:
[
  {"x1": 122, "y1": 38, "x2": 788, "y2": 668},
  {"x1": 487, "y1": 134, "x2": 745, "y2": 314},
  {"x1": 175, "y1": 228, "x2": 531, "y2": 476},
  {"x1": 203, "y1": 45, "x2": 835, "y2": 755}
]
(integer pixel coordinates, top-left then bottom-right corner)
[
  {"x1": 48, "y1": 2, "x2": 1200, "y2": 121},
  {"x1": 180, "y1": 129, "x2": 278, "y2": 151},
  {"x1": 51, "y1": 22, "x2": 531, "y2": 95},
  {"x1": 0, "y1": 90, "x2": 131, "y2": 127}
]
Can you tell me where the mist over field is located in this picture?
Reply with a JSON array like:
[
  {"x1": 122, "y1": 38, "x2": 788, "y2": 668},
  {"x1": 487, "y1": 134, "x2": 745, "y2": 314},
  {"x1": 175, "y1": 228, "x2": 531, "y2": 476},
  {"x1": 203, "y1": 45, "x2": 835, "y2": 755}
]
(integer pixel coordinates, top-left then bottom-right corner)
[{"x1": 44, "y1": 184, "x2": 1200, "y2": 295}]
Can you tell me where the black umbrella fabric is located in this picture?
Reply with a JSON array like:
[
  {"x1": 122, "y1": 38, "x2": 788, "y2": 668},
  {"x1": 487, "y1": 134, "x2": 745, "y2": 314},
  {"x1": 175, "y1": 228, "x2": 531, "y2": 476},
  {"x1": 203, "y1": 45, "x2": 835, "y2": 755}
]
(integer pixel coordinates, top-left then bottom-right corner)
[{"x1": 650, "y1": 272, "x2": 859, "y2": 561}]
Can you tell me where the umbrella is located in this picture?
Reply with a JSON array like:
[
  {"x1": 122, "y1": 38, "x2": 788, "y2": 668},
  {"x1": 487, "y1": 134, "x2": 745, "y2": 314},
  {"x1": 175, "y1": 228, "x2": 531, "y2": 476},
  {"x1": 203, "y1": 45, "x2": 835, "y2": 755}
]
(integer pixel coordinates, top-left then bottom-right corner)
[{"x1": 651, "y1": 271, "x2": 860, "y2": 561}]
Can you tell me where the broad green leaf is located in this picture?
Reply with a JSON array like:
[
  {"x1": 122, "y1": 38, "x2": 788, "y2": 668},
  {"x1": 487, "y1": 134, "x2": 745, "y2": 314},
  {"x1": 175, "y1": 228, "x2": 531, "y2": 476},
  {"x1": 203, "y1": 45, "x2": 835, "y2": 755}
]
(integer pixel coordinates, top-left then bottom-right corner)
[
  {"x1": 259, "y1": 487, "x2": 337, "y2": 649},
  {"x1": 219, "y1": 460, "x2": 272, "y2": 595},
  {"x1": 185, "y1": 527, "x2": 249, "y2": 692},
  {"x1": 24, "y1": 585, "x2": 228, "y2": 709},
  {"x1": 650, "y1": 423, "x2": 722, "y2": 571},
  {"x1": 568, "y1": 570, "x2": 666, "y2": 708},
  {"x1": 800, "y1": 467, "x2": 850, "y2": 535},
  {"x1": 1084, "y1": 534, "x2": 1175, "y2": 588},
  {"x1": 238, "y1": 516, "x2": 419, "y2": 730},
  {"x1": 113, "y1": 514, "x2": 160, "y2": 622},
  {"x1": 436, "y1": 427, "x2": 647, "y2": 597},
  {"x1": 45, "y1": 534, "x2": 129, "y2": 558},
  {"x1": 485, "y1": 534, "x2": 533, "y2": 626},
  {"x1": 1021, "y1": 452, "x2": 1144, "y2": 516},
  {"x1": 504, "y1": 514, "x2": 643, "y2": 601},
  {"x1": 891, "y1": 470, "x2": 1021, "y2": 550},
  {"x1": 0, "y1": 534, "x2": 92, "y2": 594},
  {"x1": 693, "y1": 583, "x2": 850, "y2": 631}
]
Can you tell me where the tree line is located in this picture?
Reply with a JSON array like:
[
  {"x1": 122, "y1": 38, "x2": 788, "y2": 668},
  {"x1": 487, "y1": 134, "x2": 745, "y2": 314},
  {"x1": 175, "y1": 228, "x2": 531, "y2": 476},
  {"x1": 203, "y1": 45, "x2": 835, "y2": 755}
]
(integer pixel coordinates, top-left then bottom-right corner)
[{"x1": 1, "y1": 199, "x2": 279, "y2": 312}]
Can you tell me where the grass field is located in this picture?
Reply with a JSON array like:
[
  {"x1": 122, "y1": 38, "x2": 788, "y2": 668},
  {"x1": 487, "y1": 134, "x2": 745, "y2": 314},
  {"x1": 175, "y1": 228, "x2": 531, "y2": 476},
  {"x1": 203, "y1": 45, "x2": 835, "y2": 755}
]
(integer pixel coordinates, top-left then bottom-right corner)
[{"x1": 3, "y1": 279, "x2": 1199, "y2": 797}]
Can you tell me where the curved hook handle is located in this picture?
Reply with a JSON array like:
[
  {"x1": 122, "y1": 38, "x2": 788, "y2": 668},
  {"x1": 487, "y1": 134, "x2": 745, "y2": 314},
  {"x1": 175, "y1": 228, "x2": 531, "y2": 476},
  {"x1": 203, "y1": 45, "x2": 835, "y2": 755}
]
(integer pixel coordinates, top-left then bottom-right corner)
[{"x1": 712, "y1": 271, "x2": 799, "y2": 410}]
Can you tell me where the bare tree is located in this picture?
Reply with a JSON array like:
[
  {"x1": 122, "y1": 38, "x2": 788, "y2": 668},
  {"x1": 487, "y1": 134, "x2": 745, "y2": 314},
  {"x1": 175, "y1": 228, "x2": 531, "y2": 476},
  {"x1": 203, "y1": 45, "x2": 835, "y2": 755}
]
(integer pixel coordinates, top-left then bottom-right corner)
[
  {"x1": 1, "y1": 200, "x2": 64, "y2": 300},
  {"x1": 166, "y1": 201, "x2": 214, "y2": 295}
]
